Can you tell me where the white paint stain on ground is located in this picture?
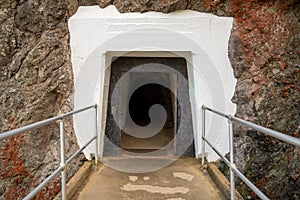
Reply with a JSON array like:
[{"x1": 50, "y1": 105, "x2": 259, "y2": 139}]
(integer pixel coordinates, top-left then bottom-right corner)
[
  {"x1": 173, "y1": 172, "x2": 194, "y2": 181},
  {"x1": 121, "y1": 183, "x2": 189, "y2": 194},
  {"x1": 165, "y1": 198, "x2": 185, "y2": 200},
  {"x1": 129, "y1": 176, "x2": 138, "y2": 182},
  {"x1": 143, "y1": 176, "x2": 150, "y2": 181}
]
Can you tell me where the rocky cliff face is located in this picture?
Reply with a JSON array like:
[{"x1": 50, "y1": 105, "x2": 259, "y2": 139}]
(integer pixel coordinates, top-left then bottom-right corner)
[
  {"x1": 0, "y1": 0, "x2": 299, "y2": 199},
  {"x1": 0, "y1": 1, "x2": 82, "y2": 199}
]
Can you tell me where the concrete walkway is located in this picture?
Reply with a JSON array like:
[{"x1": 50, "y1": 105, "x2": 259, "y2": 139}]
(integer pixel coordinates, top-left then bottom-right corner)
[{"x1": 74, "y1": 158, "x2": 225, "y2": 200}]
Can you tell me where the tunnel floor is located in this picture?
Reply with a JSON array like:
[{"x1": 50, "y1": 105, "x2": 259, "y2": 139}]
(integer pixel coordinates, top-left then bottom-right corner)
[{"x1": 121, "y1": 128, "x2": 174, "y2": 153}]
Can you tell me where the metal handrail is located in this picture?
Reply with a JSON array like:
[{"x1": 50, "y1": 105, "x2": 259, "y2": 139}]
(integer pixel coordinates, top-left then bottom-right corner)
[
  {"x1": 0, "y1": 105, "x2": 95, "y2": 141},
  {"x1": 0, "y1": 104, "x2": 98, "y2": 200},
  {"x1": 201, "y1": 105, "x2": 300, "y2": 200}
]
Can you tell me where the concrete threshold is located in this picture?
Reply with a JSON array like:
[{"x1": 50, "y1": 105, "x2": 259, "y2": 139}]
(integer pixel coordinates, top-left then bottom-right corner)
[
  {"x1": 53, "y1": 159, "x2": 244, "y2": 200},
  {"x1": 72, "y1": 158, "x2": 226, "y2": 200}
]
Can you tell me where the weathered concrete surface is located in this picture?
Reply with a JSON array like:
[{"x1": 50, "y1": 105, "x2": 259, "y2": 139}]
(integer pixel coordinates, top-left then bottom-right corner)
[{"x1": 74, "y1": 158, "x2": 225, "y2": 200}]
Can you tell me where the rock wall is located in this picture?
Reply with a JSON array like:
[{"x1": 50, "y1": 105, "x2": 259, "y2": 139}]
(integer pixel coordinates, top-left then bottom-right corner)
[
  {"x1": 0, "y1": 1, "x2": 83, "y2": 199},
  {"x1": 0, "y1": 0, "x2": 299, "y2": 199},
  {"x1": 226, "y1": 1, "x2": 300, "y2": 199}
]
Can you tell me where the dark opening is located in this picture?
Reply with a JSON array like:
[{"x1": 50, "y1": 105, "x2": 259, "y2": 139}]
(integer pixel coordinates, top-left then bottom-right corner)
[
  {"x1": 122, "y1": 77, "x2": 175, "y2": 153},
  {"x1": 129, "y1": 83, "x2": 173, "y2": 127}
]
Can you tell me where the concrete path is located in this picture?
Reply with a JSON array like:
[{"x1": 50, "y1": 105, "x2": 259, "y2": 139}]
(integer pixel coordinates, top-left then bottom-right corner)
[{"x1": 74, "y1": 158, "x2": 225, "y2": 200}]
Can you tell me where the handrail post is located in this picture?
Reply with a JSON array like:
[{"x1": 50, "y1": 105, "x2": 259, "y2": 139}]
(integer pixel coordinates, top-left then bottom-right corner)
[
  {"x1": 201, "y1": 105, "x2": 206, "y2": 166},
  {"x1": 94, "y1": 104, "x2": 98, "y2": 165},
  {"x1": 59, "y1": 119, "x2": 66, "y2": 200},
  {"x1": 228, "y1": 115, "x2": 235, "y2": 200}
]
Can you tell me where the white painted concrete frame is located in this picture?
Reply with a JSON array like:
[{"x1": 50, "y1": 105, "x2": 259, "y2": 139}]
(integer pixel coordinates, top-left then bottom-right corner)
[{"x1": 68, "y1": 5, "x2": 236, "y2": 161}]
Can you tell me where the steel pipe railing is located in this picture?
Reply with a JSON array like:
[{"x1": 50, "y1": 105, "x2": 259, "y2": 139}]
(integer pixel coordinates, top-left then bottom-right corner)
[
  {"x1": 0, "y1": 104, "x2": 95, "y2": 141},
  {"x1": 201, "y1": 105, "x2": 300, "y2": 200},
  {"x1": 60, "y1": 119, "x2": 66, "y2": 200},
  {"x1": 66, "y1": 136, "x2": 96, "y2": 165},
  {"x1": 201, "y1": 107, "x2": 206, "y2": 166},
  {"x1": 94, "y1": 104, "x2": 99, "y2": 165},
  {"x1": 203, "y1": 133, "x2": 268, "y2": 199},
  {"x1": 23, "y1": 166, "x2": 63, "y2": 200},
  {"x1": 228, "y1": 118, "x2": 235, "y2": 200},
  {"x1": 0, "y1": 104, "x2": 98, "y2": 200},
  {"x1": 230, "y1": 116, "x2": 300, "y2": 147}
]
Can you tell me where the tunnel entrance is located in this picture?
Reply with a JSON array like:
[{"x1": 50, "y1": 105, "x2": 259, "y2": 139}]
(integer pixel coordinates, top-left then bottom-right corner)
[
  {"x1": 122, "y1": 82, "x2": 175, "y2": 153},
  {"x1": 104, "y1": 56, "x2": 195, "y2": 157},
  {"x1": 71, "y1": 8, "x2": 236, "y2": 160}
]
